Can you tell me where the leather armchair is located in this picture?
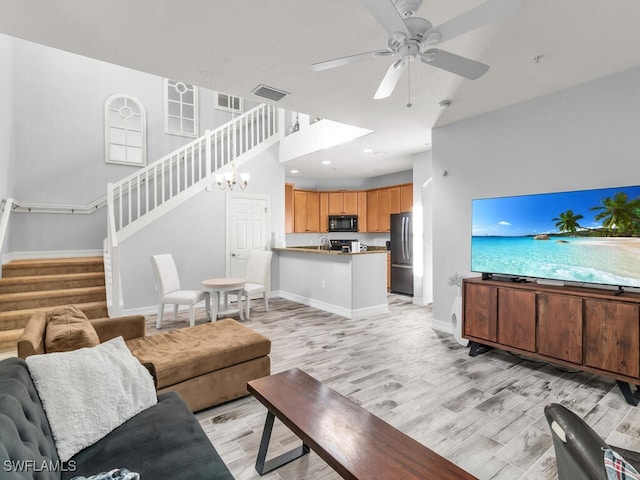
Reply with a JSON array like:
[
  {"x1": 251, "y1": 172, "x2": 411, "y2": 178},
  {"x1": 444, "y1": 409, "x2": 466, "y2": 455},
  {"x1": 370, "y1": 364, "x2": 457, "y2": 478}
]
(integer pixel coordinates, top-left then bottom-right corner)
[{"x1": 544, "y1": 403, "x2": 640, "y2": 479}]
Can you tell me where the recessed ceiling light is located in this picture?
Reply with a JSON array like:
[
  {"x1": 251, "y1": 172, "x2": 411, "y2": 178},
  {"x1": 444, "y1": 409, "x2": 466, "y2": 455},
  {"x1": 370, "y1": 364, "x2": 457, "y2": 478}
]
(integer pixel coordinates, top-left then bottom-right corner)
[
  {"x1": 363, "y1": 148, "x2": 373, "y2": 153},
  {"x1": 290, "y1": 169, "x2": 299, "y2": 174},
  {"x1": 322, "y1": 160, "x2": 331, "y2": 165}
]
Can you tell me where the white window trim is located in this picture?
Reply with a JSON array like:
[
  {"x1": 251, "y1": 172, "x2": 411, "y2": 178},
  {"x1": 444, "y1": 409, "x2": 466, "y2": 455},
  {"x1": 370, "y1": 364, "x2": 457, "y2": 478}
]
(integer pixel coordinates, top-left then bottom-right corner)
[
  {"x1": 104, "y1": 93, "x2": 147, "y2": 167},
  {"x1": 215, "y1": 91, "x2": 244, "y2": 114},
  {"x1": 164, "y1": 79, "x2": 199, "y2": 138}
]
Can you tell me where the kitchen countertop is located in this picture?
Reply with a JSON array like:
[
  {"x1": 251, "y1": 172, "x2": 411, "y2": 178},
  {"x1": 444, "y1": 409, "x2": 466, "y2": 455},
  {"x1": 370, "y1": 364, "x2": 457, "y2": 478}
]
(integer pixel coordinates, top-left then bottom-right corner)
[{"x1": 273, "y1": 246, "x2": 388, "y2": 256}]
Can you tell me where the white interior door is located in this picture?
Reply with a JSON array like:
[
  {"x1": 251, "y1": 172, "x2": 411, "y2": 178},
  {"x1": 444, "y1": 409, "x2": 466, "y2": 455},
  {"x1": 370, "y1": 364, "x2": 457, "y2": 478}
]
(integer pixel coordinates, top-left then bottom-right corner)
[{"x1": 227, "y1": 194, "x2": 270, "y2": 278}]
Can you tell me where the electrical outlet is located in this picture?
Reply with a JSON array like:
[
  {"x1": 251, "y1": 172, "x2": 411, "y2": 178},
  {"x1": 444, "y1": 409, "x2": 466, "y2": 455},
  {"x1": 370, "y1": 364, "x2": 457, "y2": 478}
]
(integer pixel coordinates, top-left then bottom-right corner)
[{"x1": 321, "y1": 280, "x2": 326, "y2": 289}]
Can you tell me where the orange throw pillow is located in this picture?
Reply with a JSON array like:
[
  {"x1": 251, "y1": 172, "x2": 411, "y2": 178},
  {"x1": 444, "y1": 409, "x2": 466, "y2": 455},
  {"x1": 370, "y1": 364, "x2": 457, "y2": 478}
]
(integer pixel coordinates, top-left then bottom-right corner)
[{"x1": 45, "y1": 305, "x2": 100, "y2": 353}]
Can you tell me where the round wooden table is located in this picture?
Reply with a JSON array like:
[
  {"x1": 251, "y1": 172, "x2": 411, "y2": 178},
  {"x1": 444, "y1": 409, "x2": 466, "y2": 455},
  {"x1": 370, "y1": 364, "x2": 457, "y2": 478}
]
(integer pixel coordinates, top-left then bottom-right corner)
[{"x1": 201, "y1": 278, "x2": 246, "y2": 320}]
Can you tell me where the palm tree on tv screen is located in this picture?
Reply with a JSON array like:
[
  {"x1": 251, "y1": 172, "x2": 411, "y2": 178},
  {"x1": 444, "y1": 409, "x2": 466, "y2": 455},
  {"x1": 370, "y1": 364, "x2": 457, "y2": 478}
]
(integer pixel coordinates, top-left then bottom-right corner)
[
  {"x1": 553, "y1": 210, "x2": 584, "y2": 234},
  {"x1": 590, "y1": 192, "x2": 640, "y2": 235}
]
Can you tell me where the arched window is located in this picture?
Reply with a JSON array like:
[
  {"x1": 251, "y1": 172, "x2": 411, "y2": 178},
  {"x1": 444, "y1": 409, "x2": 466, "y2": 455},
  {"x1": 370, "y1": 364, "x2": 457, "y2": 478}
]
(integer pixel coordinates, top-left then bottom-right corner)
[
  {"x1": 164, "y1": 79, "x2": 198, "y2": 137},
  {"x1": 104, "y1": 94, "x2": 146, "y2": 166}
]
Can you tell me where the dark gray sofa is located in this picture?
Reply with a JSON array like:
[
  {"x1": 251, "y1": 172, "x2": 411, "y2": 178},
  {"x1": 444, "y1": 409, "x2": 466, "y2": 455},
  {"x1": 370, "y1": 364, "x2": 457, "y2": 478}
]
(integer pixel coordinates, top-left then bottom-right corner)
[{"x1": 0, "y1": 357, "x2": 234, "y2": 479}]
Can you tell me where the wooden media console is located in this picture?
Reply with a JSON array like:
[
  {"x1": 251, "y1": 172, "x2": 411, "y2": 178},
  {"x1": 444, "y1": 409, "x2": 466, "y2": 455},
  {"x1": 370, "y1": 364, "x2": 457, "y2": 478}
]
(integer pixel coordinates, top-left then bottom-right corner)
[{"x1": 462, "y1": 277, "x2": 640, "y2": 405}]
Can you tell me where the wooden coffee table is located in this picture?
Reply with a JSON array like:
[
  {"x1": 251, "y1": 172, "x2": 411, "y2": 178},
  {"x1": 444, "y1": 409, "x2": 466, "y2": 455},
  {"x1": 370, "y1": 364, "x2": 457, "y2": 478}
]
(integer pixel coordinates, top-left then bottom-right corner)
[{"x1": 247, "y1": 368, "x2": 478, "y2": 479}]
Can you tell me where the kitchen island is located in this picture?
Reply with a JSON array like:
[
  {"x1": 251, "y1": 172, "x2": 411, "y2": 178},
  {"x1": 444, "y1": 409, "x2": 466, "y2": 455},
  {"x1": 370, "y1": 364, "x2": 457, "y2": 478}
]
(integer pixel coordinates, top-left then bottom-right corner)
[{"x1": 273, "y1": 247, "x2": 388, "y2": 319}]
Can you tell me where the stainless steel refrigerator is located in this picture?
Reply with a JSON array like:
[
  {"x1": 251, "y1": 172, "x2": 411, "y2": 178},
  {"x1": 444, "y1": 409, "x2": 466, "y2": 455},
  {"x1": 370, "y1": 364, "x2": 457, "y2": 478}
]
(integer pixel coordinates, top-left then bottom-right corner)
[{"x1": 390, "y1": 212, "x2": 413, "y2": 296}]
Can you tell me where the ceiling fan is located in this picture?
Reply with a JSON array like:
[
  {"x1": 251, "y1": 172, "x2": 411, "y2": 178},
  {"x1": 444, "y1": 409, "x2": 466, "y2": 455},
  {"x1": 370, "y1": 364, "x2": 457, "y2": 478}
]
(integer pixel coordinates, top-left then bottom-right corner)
[{"x1": 311, "y1": 0, "x2": 523, "y2": 99}]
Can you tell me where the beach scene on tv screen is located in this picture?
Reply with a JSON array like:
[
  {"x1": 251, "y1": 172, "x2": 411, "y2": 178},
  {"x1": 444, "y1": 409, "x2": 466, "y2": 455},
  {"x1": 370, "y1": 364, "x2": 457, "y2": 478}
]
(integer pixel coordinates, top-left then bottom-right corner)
[{"x1": 471, "y1": 185, "x2": 640, "y2": 288}]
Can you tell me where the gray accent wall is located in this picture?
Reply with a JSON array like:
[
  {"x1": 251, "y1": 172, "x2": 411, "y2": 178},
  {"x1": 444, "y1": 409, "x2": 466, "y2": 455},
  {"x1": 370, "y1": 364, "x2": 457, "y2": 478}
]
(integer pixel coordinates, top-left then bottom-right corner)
[{"x1": 431, "y1": 66, "x2": 640, "y2": 332}]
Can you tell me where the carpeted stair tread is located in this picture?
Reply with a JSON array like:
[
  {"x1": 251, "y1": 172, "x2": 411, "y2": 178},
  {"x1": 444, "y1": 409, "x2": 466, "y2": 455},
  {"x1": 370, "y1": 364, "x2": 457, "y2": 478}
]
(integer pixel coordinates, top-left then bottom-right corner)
[
  {"x1": 0, "y1": 286, "x2": 106, "y2": 312},
  {"x1": 0, "y1": 301, "x2": 109, "y2": 331},
  {"x1": 0, "y1": 256, "x2": 108, "y2": 351},
  {"x1": 0, "y1": 272, "x2": 105, "y2": 294},
  {"x1": 2, "y1": 257, "x2": 104, "y2": 277},
  {"x1": 0, "y1": 329, "x2": 22, "y2": 353}
]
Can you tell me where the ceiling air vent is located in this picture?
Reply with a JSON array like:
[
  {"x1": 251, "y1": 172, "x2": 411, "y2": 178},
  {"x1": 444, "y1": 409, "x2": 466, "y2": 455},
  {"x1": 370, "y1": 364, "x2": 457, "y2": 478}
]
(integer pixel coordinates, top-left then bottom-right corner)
[{"x1": 251, "y1": 84, "x2": 289, "y2": 102}]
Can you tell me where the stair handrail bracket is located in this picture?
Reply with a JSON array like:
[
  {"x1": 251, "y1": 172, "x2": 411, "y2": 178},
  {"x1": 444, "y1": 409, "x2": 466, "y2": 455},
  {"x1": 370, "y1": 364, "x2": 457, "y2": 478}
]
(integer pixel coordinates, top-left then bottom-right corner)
[{"x1": 104, "y1": 103, "x2": 280, "y2": 313}]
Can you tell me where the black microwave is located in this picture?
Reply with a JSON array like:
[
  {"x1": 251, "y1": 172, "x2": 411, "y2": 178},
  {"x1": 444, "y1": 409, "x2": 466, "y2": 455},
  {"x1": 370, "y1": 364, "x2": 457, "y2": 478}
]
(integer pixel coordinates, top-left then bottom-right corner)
[{"x1": 328, "y1": 215, "x2": 358, "y2": 232}]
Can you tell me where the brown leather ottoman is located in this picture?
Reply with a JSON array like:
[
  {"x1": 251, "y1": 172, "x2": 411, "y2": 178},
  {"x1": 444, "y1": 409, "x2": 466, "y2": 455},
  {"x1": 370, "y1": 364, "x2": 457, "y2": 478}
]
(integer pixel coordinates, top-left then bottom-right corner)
[{"x1": 126, "y1": 319, "x2": 271, "y2": 412}]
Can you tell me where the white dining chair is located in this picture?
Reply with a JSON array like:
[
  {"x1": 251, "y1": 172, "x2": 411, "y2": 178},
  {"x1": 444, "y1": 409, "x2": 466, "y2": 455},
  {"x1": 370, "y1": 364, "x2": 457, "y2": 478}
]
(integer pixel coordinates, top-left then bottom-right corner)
[
  {"x1": 150, "y1": 253, "x2": 210, "y2": 328},
  {"x1": 243, "y1": 250, "x2": 273, "y2": 318}
]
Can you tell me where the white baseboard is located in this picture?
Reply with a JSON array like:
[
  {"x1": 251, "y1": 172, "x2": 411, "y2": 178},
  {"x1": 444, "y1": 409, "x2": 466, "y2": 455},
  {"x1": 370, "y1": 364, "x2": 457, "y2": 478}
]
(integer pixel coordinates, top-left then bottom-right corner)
[
  {"x1": 431, "y1": 317, "x2": 454, "y2": 334},
  {"x1": 121, "y1": 305, "x2": 159, "y2": 317},
  {"x1": 2, "y1": 249, "x2": 103, "y2": 264},
  {"x1": 275, "y1": 291, "x2": 387, "y2": 319}
]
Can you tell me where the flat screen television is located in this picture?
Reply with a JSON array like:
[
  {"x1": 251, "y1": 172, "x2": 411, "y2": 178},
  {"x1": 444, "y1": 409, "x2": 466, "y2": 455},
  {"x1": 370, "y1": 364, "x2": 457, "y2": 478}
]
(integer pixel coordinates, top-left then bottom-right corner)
[{"x1": 471, "y1": 185, "x2": 640, "y2": 289}]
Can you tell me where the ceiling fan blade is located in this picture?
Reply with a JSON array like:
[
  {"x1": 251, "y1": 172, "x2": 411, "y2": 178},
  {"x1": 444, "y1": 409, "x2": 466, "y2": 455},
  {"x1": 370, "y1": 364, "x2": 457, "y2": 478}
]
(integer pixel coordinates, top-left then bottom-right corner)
[
  {"x1": 360, "y1": 0, "x2": 411, "y2": 39},
  {"x1": 374, "y1": 61, "x2": 407, "y2": 99},
  {"x1": 311, "y1": 50, "x2": 392, "y2": 72},
  {"x1": 421, "y1": 0, "x2": 523, "y2": 46},
  {"x1": 420, "y1": 49, "x2": 489, "y2": 80}
]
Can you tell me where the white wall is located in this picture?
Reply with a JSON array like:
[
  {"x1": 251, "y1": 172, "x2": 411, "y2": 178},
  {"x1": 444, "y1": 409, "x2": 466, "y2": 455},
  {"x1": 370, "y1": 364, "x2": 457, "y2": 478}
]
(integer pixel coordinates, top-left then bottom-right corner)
[
  {"x1": 6, "y1": 36, "x2": 254, "y2": 253},
  {"x1": 0, "y1": 35, "x2": 14, "y2": 262},
  {"x1": 431, "y1": 66, "x2": 640, "y2": 331},
  {"x1": 412, "y1": 150, "x2": 433, "y2": 306},
  {"x1": 119, "y1": 145, "x2": 285, "y2": 311}
]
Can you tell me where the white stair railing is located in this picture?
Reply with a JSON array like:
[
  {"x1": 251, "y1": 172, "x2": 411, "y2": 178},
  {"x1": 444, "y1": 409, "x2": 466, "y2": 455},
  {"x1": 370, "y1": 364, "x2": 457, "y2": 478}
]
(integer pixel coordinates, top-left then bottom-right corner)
[
  {"x1": 0, "y1": 198, "x2": 14, "y2": 265},
  {"x1": 106, "y1": 103, "x2": 280, "y2": 315}
]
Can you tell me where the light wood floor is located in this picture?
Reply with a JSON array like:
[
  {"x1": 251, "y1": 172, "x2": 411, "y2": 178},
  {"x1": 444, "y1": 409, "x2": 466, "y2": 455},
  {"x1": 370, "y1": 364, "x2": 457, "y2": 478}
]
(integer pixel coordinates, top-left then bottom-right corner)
[{"x1": 146, "y1": 294, "x2": 640, "y2": 480}]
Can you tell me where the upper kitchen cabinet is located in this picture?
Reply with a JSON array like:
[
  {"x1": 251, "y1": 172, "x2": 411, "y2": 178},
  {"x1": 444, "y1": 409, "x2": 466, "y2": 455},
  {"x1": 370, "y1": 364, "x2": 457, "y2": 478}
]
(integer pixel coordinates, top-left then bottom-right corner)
[
  {"x1": 378, "y1": 188, "x2": 392, "y2": 232},
  {"x1": 388, "y1": 184, "x2": 413, "y2": 215},
  {"x1": 285, "y1": 183, "x2": 294, "y2": 233},
  {"x1": 319, "y1": 192, "x2": 329, "y2": 233},
  {"x1": 366, "y1": 189, "x2": 379, "y2": 232},
  {"x1": 294, "y1": 190, "x2": 320, "y2": 232},
  {"x1": 400, "y1": 184, "x2": 413, "y2": 212},
  {"x1": 287, "y1": 182, "x2": 412, "y2": 234},
  {"x1": 366, "y1": 188, "x2": 391, "y2": 232},
  {"x1": 357, "y1": 191, "x2": 367, "y2": 232},
  {"x1": 328, "y1": 192, "x2": 358, "y2": 215}
]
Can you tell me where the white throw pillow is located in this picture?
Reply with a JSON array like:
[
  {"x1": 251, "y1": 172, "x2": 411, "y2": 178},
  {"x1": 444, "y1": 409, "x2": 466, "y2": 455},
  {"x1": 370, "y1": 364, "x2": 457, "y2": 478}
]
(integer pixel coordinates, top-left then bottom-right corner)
[{"x1": 26, "y1": 336, "x2": 157, "y2": 462}]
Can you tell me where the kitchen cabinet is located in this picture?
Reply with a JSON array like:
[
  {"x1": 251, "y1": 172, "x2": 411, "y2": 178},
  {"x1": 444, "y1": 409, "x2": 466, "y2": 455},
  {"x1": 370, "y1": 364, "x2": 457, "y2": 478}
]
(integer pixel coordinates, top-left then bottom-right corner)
[
  {"x1": 462, "y1": 278, "x2": 640, "y2": 401},
  {"x1": 319, "y1": 192, "x2": 329, "y2": 233},
  {"x1": 387, "y1": 252, "x2": 391, "y2": 291},
  {"x1": 366, "y1": 188, "x2": 391, "y2": 232},
  {"x1": 366, "y1": 190, "x2": 379, "y2": 232},
  {"x1": 288, "y1": 182, "x2": 412, "y2": 233},
  {"x1": 285, "y1": 183, "x2": 294, "y2": 233},
  {"x1": 294, "y1": 190, "x2": 320, "y2": 232},
  {"x1": 357, "y1": 191, "x2": 367, "y2": 232},
  {"x1": 400, "y1": 184, "x2": 413, "y2": 212},
  {"x1": 328, "y1": 192, "x2": 358, "y2": 215},
  {"x1": 378, "y1": 188, "x2": 391, "y2": 232},
  {"x1": 389, "y1": 187, "x2": 401, "y2": 214}
]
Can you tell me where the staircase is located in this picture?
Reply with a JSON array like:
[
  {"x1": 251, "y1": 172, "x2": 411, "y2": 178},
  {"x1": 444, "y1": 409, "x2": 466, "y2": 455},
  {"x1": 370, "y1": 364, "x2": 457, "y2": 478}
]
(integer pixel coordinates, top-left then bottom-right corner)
[
  {"x1": 0, "y1": 257, "x2": 108, "y2": 352},
  {"x1": 106, "y1": 103, "x2": 281, "y2": 316}
]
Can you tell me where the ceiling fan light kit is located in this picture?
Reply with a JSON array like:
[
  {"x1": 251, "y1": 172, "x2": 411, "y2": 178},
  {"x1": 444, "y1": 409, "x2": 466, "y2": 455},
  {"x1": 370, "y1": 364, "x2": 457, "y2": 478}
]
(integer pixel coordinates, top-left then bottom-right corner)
[{"x1": 311, "y1": 0, "x2": 524, "y2": 99}]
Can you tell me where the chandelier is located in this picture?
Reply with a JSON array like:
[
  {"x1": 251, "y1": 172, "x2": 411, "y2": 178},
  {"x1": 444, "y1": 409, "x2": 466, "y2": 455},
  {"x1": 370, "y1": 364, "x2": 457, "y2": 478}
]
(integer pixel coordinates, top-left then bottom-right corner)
[{"x1": 215, "y1": 162, "x2": 250, "y2": 191}]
